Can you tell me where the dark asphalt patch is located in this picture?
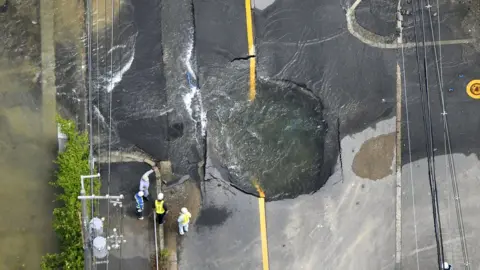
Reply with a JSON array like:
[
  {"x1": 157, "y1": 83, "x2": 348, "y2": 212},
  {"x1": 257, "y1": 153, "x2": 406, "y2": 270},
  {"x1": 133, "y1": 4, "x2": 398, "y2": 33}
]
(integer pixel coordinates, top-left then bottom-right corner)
[
  {"x1": 193, "y1": 0, "x2": 247, "y2": 67},
  {"x1": 178, "y1": 179, "x2": 262, "y2": 270},
  {"x1": 253, "y1": 0, "x2": 397, "y2": 197},
  {"x1": 402, "y1": 0, "x2": 472, "y2": 43},
  {"x1": 91, "y1": 0, "x2": 169, "y2": 161},
  {"x1": 96, "y1": 162, "x2": 156, "y2": 270},
  {"x1": 194, "y1": 0, "x2": 398, "y2": 199},
  {"x1": 400, "y1": 44, "x2": 480, "y2": 163},
  {"x1": 355, "y1": 0, "x2": 397, "y2": 37},
  {"x1": 167, "y1": 122, "x2": 185, "y2": 141},
  {"x1": 195, "y1": 206, "x2": 231, "y2": 227}
]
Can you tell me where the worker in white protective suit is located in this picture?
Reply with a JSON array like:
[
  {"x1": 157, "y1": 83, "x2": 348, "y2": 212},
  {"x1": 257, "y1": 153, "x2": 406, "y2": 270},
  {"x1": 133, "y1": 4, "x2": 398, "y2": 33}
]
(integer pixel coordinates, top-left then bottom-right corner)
[
  {"x1": 139, "y1": 166, "x2": 155, "y2": 201},
  {"x1": 443, "y1": 262, "x2": 452, "y2": 270},
  {"x1": 177, "y1": 207, "x2": 192, "y2": 235}
]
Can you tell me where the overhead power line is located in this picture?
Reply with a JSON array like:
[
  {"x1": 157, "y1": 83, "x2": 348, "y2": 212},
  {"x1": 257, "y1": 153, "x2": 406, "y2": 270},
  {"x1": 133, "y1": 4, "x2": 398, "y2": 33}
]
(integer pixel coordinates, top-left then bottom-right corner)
[
  {"x1": 422, "y1": 0, "x2": 470, "y2": 267},
  {"x1": 408, "y1": 0, "x2": 445, "y2": 267}
]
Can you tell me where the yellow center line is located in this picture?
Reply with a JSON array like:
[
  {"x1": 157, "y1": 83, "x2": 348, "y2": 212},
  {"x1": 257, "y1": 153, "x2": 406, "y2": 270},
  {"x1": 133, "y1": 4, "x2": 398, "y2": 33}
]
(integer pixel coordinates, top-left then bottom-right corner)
[
  {"x1": 244, "y1": 0, "x2": 256, "y2": 101},
  {"x1": 249, "y1": 58, "x2": 256, "y2": 101},
  {"x1": 254, "y1": 183, "x2": 270, "y2": 270}
]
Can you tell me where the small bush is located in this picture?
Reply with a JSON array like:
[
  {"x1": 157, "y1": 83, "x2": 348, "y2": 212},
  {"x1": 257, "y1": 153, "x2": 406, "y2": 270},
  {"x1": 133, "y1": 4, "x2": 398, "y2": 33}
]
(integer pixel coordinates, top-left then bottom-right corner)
[
  {"x1": 151, "y1": 249, "x2": 170, "y2": 270},
  {"x1": 160, "y1": 249, "x2": 170, "y2": 262},
  {"x1": 41, "y1": 116, "x2": 99, "y2": 270}
]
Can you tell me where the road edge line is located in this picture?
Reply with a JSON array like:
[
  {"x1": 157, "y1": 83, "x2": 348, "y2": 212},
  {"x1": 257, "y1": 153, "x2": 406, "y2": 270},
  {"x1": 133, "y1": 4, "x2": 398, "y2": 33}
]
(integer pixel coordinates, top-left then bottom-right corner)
[{"x1": 395, "y1": 62, "x2": 403, "y2": 269}]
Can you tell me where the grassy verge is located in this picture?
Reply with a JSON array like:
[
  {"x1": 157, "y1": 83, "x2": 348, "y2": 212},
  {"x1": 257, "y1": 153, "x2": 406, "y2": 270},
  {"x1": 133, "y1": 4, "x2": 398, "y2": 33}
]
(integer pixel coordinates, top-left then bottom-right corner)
[
  {"x1": 41, "y1": 116, "x2": 99, "y2": 270},
  {"x1": 151, "y1": 249, "x2": 171, "y2": 270}
]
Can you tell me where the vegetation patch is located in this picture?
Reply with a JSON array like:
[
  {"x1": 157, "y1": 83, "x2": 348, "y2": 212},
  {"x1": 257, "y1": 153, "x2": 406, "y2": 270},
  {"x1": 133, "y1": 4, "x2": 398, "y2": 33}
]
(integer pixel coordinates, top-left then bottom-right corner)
[
  {"x1": 151, "y1": 249, "x2": 170, "y2": 270},
  {"x1": 41, "y1": 116, "x2": 99, "y2": 270}
]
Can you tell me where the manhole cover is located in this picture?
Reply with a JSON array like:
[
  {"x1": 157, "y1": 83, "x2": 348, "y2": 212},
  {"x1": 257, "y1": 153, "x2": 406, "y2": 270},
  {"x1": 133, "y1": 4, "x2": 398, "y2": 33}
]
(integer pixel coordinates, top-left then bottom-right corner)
[{"x1": 466, "y1": 80, "x2": 480, "y2": 99}]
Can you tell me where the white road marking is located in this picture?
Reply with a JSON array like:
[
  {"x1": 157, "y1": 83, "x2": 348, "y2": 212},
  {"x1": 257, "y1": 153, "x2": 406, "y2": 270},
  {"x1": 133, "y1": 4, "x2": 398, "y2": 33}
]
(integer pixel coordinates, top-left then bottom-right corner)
[
  {"x1": 395, "y1": 63, "x2": 403, "y2": 268},
  {"x1": 345, "y1": 0, "x2": 475, "y2": 49}
]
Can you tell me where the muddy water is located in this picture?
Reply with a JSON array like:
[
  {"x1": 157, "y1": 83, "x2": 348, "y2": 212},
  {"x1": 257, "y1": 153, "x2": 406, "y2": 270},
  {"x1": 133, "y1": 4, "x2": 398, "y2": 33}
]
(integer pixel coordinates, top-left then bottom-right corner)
[
  {"x1": 0, "y1": 0, "x2": 83, "y2": 268},
  {"x1": 0, "y1": 19, "x2": 57, "y2": 270},
  {"x1": 0, "y1": 102, "x2": 57, "y2": 269}
]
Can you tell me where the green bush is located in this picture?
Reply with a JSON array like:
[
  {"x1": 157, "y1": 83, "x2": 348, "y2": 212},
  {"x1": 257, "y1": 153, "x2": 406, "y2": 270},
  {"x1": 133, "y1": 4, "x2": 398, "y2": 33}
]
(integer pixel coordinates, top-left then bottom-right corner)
[
  {"x1": 150, "y1": 249, "x2": 171, "y2": 270},
  {"x1": 41, "y1": 116, "x2": 100, "y2": 270}
]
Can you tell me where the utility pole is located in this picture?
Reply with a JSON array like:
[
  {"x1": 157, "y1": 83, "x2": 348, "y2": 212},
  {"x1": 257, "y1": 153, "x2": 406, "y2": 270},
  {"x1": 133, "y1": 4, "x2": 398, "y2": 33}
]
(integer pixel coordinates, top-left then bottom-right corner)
[
  {"x1": 80, "y1": 174, "x2": 99, "y2": 270},
  {"x1": 79, "y1": 173, "x2": 125, "y2": 269}
]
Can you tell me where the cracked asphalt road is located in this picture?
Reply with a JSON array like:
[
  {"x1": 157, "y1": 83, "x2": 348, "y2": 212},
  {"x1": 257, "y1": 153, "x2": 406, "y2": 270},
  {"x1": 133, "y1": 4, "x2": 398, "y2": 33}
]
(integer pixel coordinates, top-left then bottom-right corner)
[{"x1": 77, "y1": 0, "x2": 480, "y2": 268}]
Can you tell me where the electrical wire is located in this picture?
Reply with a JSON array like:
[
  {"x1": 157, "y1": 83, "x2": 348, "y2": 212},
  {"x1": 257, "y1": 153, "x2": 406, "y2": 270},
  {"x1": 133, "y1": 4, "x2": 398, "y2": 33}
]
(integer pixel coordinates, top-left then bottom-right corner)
[
  {"x1": 153, "y1": 209, "x2": 159, "y2": 270},
  {"x1": 119, "y1": 203, "x2": 125, "y2": 270},
  {"x1": 117, "y1": 4, "x2": 125, "y2": 270},
  {"x1": 399, "y1": 35, "x2": 421, "y2": 270},
  {"x1": 85, "y1": 0, "x2": 96, "y2": 269},
  {"x1": 86, "y1": 0, "x2": 94, "y2": 217},
  {"x1": 95, "y1": 0, "x2": 101, "y2": 217},
  {"x1": 408, "y1": 0, "x2": 446, "y2": 268},
  {"x1": 422, "y1": 0, "x2": 470, "y2": 267},
  {"x1": 108, "y1": 0, "x2": 114, "y2": 207},
  {"x1": 105, "y1": 0, "x2": 115, "y2": 268}
]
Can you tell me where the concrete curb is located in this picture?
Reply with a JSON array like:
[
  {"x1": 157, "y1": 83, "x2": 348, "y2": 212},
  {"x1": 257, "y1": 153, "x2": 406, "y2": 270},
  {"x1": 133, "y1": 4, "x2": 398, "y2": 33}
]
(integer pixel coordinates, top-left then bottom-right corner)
[
  {"x1": 155, "y1": 163, "x2": 165, "y2": 251},
  {"x1": 96, "y1": 151, "x2": 153, "y2": 164},
  {"x1": 159, "y1": 161, "x2": 178, "y2": 270},
  {"x1": 40, "y1": 0, "x2": 57, "y2": 139}
]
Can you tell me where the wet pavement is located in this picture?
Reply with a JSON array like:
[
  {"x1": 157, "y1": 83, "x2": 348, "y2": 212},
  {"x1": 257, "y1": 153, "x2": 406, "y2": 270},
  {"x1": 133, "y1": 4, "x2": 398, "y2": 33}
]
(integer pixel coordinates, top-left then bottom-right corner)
[
  {"x1": 196, "y1": 0, "x2": 399, "y2": 199},
  {"x1": 180, "y1": 118, "x2": 398, "y2": 270},
  {"x1": 399, "y1": 6, "x2": 480, "y2": 267},
  {"x1": 1, "y1": 0, "x2": 477, "y2": 268},
  {"x1": 401, "y1": 154, "x2": 480, "y2": 269},
  {"x1": 265, "y1": 119, "x2": 397, "y2": 270},
  {"x1": 97, "y1": 162, "x2": 156, "y2": 270},
  {"x1": 78, "y1": 0, "x2": 480, "y2": 268},
  {"x1": 0, "y1": 0, "x2": 58, "y2": 269},
  {"x1": 91, "y1": 0, "x2": 170, "y2": 160},
  {"x1": 182, "y1": 0, "x2": 480, "y2": 269},
  {"x1": 178, "y1": 178, "x2": 263, "y2": 270}
]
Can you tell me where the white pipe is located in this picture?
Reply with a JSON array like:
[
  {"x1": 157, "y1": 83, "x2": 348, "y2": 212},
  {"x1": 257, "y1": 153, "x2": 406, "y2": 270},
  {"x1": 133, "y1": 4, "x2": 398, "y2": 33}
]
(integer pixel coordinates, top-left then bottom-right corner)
[
  {"x1": 78, "y1": 195, "x2": 124, "y2": 200},
  {"x1": 81, "y1": 173, "x2": 101, "y2": 180},
  {"x1": 154, "y1": 211, "x2": 159, "y2": 270},
  {"x1": 80, "y1": 173, "x2": 100, "y2": 193}
]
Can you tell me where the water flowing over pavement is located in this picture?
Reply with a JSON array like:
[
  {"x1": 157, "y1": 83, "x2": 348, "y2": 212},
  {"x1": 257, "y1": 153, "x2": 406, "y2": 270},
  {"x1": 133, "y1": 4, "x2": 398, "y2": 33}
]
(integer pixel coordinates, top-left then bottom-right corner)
[
  {"x1": 0, "y1": 1, "x2": 56, "y2": 268},
  {"x1": 182, "y1": 0, "x2": 480, "y2": 269},
  {"x1": 197, "y1": 0, "x2": 397, "y2": 199},
  {"x1": 2, "y1": 0, "x2": 479, "y2": 268},
  {"x1": 70, "y1": 0, "x2": 480, "y2": 268},
  {"x1": 97, "y1": 162, "x2": 157, "y2": 269}
]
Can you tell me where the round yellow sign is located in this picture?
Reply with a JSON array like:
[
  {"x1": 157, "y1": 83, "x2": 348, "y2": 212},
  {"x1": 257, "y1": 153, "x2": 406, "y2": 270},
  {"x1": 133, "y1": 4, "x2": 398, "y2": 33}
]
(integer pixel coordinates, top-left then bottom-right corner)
[{"x1": 466, "y1": 80, "x2": 480, "y2": 99}]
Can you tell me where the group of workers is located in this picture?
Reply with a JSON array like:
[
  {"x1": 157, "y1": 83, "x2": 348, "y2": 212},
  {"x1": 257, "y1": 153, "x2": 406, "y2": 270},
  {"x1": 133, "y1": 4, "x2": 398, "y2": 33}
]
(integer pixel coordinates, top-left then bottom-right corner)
[
  {"x1": 134, "y1": 166, "x2": 192, "y2": 235},
  {"x1": 131, "y1": 167, "x2": 456, "y2": 266}
]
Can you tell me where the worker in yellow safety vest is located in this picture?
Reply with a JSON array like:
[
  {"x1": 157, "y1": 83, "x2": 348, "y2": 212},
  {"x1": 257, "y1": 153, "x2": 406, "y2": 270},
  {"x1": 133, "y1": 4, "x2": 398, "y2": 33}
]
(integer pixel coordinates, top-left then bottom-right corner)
[
  {"x1": 177, "y1": 207, "x2": 191, "y2": 235},
  {"x1": 153, "y1": 193, "x2": 168, "y2": 225}
]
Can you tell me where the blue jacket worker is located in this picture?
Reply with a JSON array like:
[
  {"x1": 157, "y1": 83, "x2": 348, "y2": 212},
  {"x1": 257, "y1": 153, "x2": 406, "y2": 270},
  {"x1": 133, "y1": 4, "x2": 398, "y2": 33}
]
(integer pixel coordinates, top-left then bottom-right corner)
[{"x1": 135, "y1": 191, "x2": 145, "y2": 220}]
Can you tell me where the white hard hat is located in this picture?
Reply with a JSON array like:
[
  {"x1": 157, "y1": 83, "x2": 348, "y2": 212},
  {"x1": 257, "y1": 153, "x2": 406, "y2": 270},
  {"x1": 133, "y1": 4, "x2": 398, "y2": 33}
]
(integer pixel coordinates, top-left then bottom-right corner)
[
  {"x1": 181, "y1": 207, "x2": 188, "y2": 214},
  {"x1": 157, "y1": 193, "x2": 164, "y2": 200},
  {"x1": 443, "y1": 262, "x2": 450, "y2": 269},
  {"x1": 138, "y1": 191, "x2": 144, "y2": 197}
]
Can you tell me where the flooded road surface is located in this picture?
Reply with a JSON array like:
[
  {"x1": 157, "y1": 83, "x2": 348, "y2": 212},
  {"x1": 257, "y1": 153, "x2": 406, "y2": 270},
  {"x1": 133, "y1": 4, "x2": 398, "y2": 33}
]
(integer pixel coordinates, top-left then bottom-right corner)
[
  {"x1": 0, "y1": 104, "x2": 56, "y2": 269},
  {"x1": 0, "y1": 0, "x2": 57, "y2": 268}
]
